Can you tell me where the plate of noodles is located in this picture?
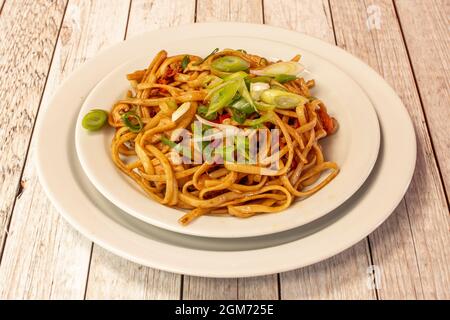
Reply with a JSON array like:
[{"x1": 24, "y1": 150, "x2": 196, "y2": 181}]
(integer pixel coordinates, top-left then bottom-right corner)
[
  {"x1": 75, "y1": 40, "x2": 380, "y2": 238},
  {"x1": 37, "y1": 23, "x2": 415, "y2": 275}
]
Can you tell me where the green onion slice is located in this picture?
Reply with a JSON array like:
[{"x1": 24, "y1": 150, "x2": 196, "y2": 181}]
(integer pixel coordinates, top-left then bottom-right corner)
[
  {"x1": 181, "y1": 55, "x2": 190, "y2": 70},
  {"x1": 193, "y1": 48, "x2": 219, "y2": 66},
  {"x1": 82, "y1": 109, "x2": 108, "y2": 131},
  {"x1": 231, "y1": 97, "x2": 254, "y2": 115},
  {"x1": 232, "y1": 109, "x2": 247, "y2": 124},
  {"x1": 121, "y1": 112, "x2": 143, "y2": 132},
  {"x1": 207, "y1": 80, "x2": 241, "y2": 116},
  {"x1": 222, "y1": 71, "x2": 248, "y2": 82},
  {"x1": 249, "y1": 76, "x2": 272, "y2": 83},
  {"x1": 211, "y1": 56, "x2": 250, "y2": 73},
  {"x1": 237, "y1": 79, "x2": 258, "y2": 114},
  {"x1": 260, "y1": 89, "x2": 308, "y2": 109},
  {"x1": 197, "y1": 104, "x2": 218, "y2": 121},
  {"x1": 274, "y1": 74, "x2": 297, "y2": 83},
  {"x1": 160, "y1": 136, "x2": 177, "y2": 148},
  {"x1": 243, "y1": 112, "x2": 275, "y2": 127}
]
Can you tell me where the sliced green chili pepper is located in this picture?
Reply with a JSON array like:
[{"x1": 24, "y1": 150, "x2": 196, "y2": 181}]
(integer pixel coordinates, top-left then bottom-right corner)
[{"x1": 82, "y1": 109, "x2": 108, "y2": 131}]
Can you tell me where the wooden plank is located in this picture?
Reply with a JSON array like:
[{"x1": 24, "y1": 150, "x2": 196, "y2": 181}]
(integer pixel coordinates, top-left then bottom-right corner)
[
  {"x1": 183, "y1": 277, "x2": 238, "y2": 300},
  {"x1": 0, "y1": 0, "x2": 5, "y2": 15},
  {"x1": 126, "y1": 0, "x2": 196, "y2": 33},
  {"x1": 85, "y1": 247, "x2": 181, "y2": 299},
  {"x1": 238, "y1": 276, "x2": 279, "y2": 300},
  {"x1": 281, "y1": 242, "x2": 376, "y2": 299},
  {"x1": 330, "y1": 0, "x2": 450, "y2": 299},
  {"x1": 183, "y1": 275, "x2": 279, "y2": 300},
  {"x1": 327, "y1": 0, "x2": 422, "y2": 299},
  {"x1": 0, "y1": 0, "x2": 67, "y2": 257},
  {"x1": 394, "y1": 0, "x2": 450, "y2": 197},
  {"x1": 196, "y1": 0, "x2": 263, "y2": 23},
  {"x1": 0, "y1": 0, "x2": 130, "y2": 299},
  {"x1": 264, "y1": 0, "x2": 375, "y2": 300},
  {"x1": 84, "y1": 0, "x2": 196, "y2": 299},
  {"x1": 264, "y1": 0, "x2": 335, "y2": 43},
  {"x1": 181, "y1": 0, "x2": 278, "y2": 301}
]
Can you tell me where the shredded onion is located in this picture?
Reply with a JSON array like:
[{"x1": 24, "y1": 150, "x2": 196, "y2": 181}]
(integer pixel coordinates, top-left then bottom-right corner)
[
  {"x1": 170, "y1": 127, "x2": 191, "y2": 142},
  {"x1": 195, "y1": 114, "x2": 240, "y2": 133},
  {"x1": 250, "y1": 61, "x2": 305, "y2": 77},
  {"x1": 172, "y1": 102, "x2": 191, "y2": 122},
  {"x1": 250, "y1": 82, "x2": 270, "y2": 100}
]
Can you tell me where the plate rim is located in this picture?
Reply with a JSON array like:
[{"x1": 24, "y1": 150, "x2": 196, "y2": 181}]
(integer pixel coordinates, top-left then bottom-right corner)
[{"x1": 35, "y1": 22, "x2": 416, "y2": 277}]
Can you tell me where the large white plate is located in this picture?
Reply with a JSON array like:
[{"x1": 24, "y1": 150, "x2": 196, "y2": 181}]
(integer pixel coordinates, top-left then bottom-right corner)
[
  {"x1": 35, "y1": 23, "x2": 416, "y2": 277},
  {"x1": 75, "y1": 40, "x2": 379, "y2": 238}
]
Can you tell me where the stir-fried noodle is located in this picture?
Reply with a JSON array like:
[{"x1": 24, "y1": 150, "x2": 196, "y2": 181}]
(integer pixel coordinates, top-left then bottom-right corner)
[{"x1": 100, "y1": 49, "x2": 339, "y2": 225}]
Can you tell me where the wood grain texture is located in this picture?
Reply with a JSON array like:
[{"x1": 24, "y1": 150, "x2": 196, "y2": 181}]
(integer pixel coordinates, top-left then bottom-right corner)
[
  {"x1": 85, "y1": 247, "x2": 181, "y2": 299},
  {"x1": 84, "y1": 0, "x2": 195, "y2": 299},
  {"x1": 183, "y1": 277, "x2": 238, "y2": 300},
  {"x1": 264, "y1": 0, "x2": 375, "y2": 300},
  {"x1": 264, "y1": 0, "x2": 335, "y2": 43},
  {"x1": 182, "y1": 0, "x2": 278, "y2": 301},
  {"x1": 0, "y1": 0, "x2": 67, "y2": 256},
  {"x1": 281, "y1": 242, "x2": 376, "y2": 299},
  {"x1": 183, "y1": 275, "x2": 279, "y2": 300},
  {"x1": 0, "y1": 0, "x2": 5, "y2": 15},
  {"x1": 196, "y1": 0, "x2": 263, "y2": 23},
  {"x1": 238, "y1": 276, "x2": 279, "y2": 300},
  {"x1": 395, "y1": 0, "x2": 450, "y2": 197},
  {"x1": 0, "y1": 0, "x2": 130, "y2": 299},
  {"x1": 330, "y1": 0, "x2": 450, "y2": 299},
  {"x1": 328, "y1": 0, "x2": 423, "y2": 300},
  {"x1": 367, "y1": 206, "x2": 424, "y2": 299},
  {"x1": 126, "y1": 0, "x2": 196, "y2": 34}
]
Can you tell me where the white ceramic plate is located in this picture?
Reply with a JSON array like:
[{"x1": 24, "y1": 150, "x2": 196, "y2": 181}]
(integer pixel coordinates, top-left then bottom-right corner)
[
  {"x1": 75, "y1": 38, "x2": 379, "y2": 238},
  {"x1": 35, "y1": 23, "x2": 416, "y2": 277}
]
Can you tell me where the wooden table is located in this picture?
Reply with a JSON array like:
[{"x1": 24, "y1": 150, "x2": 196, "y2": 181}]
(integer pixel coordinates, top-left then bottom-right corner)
[{"x1": 0, "y1": 0, "x2": 448, "y2": 300}]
